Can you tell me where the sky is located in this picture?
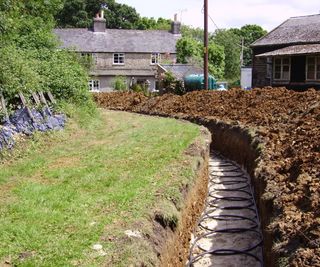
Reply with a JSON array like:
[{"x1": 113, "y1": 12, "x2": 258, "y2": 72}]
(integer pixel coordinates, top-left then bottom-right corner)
[{"x1": 116, "y1": 0, "x2": 320, "y2": 32}]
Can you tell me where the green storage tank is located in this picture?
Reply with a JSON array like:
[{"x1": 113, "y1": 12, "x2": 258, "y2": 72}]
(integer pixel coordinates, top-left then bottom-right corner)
[{"x1": 184, "y1": 74, "x2": 217, "y2": 91}]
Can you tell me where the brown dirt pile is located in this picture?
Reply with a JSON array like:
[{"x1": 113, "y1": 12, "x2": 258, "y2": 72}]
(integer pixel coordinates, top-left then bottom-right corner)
[{"x1": 93, "y1": 88, "x2": 320, "y2": 266}]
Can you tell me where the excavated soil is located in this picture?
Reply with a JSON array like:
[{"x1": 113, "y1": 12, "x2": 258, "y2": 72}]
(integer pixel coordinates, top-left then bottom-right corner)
[{"x1": 94, "y1": 87, "x2": 320, "y2": 267}]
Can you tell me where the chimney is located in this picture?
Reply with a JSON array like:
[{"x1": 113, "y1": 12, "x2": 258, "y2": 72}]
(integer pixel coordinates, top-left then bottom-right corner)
[
  {"x1": 171, "y1": 13, "x2": 181, "y2": 34},
  {"x1": 93, "y1": 10, "x2": 106, "y2": 32}
]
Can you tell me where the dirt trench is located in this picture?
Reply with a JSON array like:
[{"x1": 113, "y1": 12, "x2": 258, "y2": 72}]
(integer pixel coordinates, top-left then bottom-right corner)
[
  {"x1": 94, "y1": 89, "x2": 320, "y2": 266},
  {"x1": 189, "y1": 117, "x2": 273, "y2": 264},
  {"x1": 155, "y1": 116, "x2": 270, "y2": 267}
]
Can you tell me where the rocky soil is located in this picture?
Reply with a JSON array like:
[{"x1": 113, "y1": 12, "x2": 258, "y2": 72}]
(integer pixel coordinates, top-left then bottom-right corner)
[{"x1": 94, "y1": 87, "x2": 320, "y2": 266}]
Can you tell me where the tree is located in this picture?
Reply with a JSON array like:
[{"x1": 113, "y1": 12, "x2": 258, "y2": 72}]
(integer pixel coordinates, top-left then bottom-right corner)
[
  {"x1": 176, "y1": 37, "x2": 225, "y2": 79},
  {"x1": 0, "y1": 0, "x2": 91, "y2": 105},
  {"x1": 176, "y1": 37, "x2": 202, "y2": 64},
  {"x1": 55, "y1": 0, "x2": 91, "y2": 28},
  {"x1": 231, "y1": 24, "x2": 267, "y2": 66},
  {"x1": 136, "y1": 17, "x2": 171, "y2": 30},
  {"x1": 208, "y1": 42, "x2": 225, "y2": 79},
  {"x1": 181, "y1": 25, "x2": 205, "y2": 42},
  {"x1": 55, "y1": 0, "x2": 141, "y2": 29},
  {"x1": 55, "y1": 0, "x2": 170, "y2": 30},
  {"x1": 213, "y1": 29, "x2": 241, "y2": 81}
]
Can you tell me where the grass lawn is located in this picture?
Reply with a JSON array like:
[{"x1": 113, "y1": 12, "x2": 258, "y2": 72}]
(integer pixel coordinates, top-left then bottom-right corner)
[{"x1": 0, "y1": 109, "x2": 201, "y2": 267}]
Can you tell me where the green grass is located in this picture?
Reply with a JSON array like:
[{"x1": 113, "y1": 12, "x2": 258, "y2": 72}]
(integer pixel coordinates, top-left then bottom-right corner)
[{"x1": 0, "y1": 109, "x2": 201, "y2": 266}]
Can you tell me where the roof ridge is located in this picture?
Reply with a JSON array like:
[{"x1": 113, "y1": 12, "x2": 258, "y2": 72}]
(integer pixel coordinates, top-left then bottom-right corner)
[{"x1": 289, "y1": 13, "x2": 320, "y2": 19}]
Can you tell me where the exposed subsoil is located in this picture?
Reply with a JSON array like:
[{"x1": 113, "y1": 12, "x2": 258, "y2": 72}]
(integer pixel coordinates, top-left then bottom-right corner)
[{"x1": 94, "y1": 87, "x2": 320, "y2": 267}]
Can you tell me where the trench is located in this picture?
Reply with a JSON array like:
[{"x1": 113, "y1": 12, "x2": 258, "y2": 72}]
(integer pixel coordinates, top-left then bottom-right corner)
[
  {"x1": 159, "y1": 116, "x2": 275, "y2": 267},
  {"x1": 187, "y1": 152, "x2": 263, "y2": 266},
  {"x1": 183, "y1": 117, "x2": 274, "y2": 267}
]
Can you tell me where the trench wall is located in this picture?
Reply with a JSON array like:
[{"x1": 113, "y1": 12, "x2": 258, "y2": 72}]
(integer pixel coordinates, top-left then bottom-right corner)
[
  {"x1": 188, "y1": 116, "x2": 276, "y2": 267},
  {"x1": 142, "y1": 113, "x2": 276, "y2": 266},
  {"x1": 160, "y1": 127, "x2": 211, "y2": 266}
]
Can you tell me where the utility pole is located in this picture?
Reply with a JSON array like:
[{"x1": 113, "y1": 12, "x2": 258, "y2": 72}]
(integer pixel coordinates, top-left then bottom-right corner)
[
  {"x1": 240, "y1": 37, "x2": 244, "y2": 67},
  {"x1": 204, "y1": 0, "x2": 209, "y2": 90}
]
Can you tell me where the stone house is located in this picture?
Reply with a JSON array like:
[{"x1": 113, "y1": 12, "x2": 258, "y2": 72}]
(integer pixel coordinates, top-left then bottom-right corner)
[
  {"x1": 251, "y1": 14, "x2": 320, "y2": 89},
  {"x1": 54, "y1": 12, "x2": 181, "y2": 92}
]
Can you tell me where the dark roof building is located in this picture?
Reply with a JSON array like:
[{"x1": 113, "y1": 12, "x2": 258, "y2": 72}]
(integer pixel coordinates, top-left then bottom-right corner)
[{"x1": 251, "y1": 14, "x2": 320, "y2": 89}]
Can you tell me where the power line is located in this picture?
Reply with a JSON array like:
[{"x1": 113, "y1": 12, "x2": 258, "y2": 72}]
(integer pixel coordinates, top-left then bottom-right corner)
[
  {"x1": 201, "y1": 6, "x2": 250, "y2": 50},
  {"x1": 201, "y1": 6, "x2": 220, "y2": 30}
]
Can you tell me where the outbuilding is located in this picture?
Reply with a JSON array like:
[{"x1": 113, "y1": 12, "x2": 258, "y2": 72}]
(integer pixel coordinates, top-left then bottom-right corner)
[{"x1": 251, "y1": 14, "x2": 320, "y2": 89}]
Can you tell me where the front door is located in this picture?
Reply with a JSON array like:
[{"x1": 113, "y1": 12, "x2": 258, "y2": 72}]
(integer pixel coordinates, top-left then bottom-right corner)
[{"x1": 290, "y1": 56, "x2": 306, "y2": 82}]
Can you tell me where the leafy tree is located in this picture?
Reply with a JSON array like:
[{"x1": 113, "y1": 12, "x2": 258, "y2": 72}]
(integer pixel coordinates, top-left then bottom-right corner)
[
  {"x1": 176, "y1": 37, "x2": 202, "y2": 64},
  {"x1": 55, "y1": 0, "x2": 140, "y2": 29},
  {"x1": 55, "y1": 0, "x2": 90, "y2": 28},
  {"x1": 213, "y1": 29, "x2": 241, "y2": 81},
  {"x1": 136, "y1": 17, "x2": 171, "y2": 30},
  {"x1": 0, "y1": 0, "x2": 91, "y2": 106},
  {"x1": 208, "y1": 42, "x2": 225, "y2": 79},
  {"x1": 181, "y1": 25, "x2": 205, "y2": 42},
  {"x1": 102, "y1": 1, "x2": 140, "y2": 29},
  {"x1": 176, "y1": 36, "x2": 225, "y2": 79},
  {"x1": 231, "y1": 24, "x2": 267, "y2": 66}
]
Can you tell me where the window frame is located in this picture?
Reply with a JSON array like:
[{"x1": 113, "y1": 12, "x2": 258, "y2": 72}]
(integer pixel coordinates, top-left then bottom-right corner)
[
  {"x1": 113, "y1": 53, "x2": 125, "y2": 65},
  {"x1": 306, "y1": 56, "x2": 320, "y2": 81},
  {"x1": 150, "y1": 53, "x2": 161, "y2": 65},
  {"x1": 88, "y1": 80, "x2": 100, "y2": 92},
  {"x1": 273, "y1": 56, "x2": 291, "y2": 81}
]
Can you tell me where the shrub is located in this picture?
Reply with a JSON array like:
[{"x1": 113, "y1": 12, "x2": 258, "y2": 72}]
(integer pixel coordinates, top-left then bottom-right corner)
[
  {"x1": 0, "y1": 46, "x2": 92, "y2": 107},
  {"x1": 113, "y1": 76, "x2": 127, "y2": 91},
  {"x1": 161, "y1": 72, "x2": 185, "y2": 95},
  {"x1": 131, "y1": 83, "x2": 143, "y2": 93},
  {"x1": 0, "y1": 0, "x2": 93, "y2": 110}
]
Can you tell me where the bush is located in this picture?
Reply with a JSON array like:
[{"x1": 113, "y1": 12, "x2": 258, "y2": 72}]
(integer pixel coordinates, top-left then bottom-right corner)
[
  {"x1": 0, "y1": 46, "x2": 41, "y2": 103},
  {"x1": 131, "y1": 83, "x2": 143, "y2": 93},
  {"x1": 113, "y1": 76, "x2": 127, "y2": 91},
  {"x1": 0, "y1": 46, "x2": 92, "y2": 108},
  {"x1": 0, "y1": 0, "x2": 94, "y2": 111},
  {"x1": 161, "y1": 72, "x2": 185, "y2": 95}
]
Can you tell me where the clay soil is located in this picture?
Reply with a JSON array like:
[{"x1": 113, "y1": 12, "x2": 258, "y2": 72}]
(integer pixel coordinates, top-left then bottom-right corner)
[{"x1": 94, "y1": 87, "x2": 320, "y2": 267}]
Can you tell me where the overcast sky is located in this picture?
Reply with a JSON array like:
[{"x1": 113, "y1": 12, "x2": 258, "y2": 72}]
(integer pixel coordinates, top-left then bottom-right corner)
[{"x1": 117, "y1": 0, "x2": 320, "y2": 32}]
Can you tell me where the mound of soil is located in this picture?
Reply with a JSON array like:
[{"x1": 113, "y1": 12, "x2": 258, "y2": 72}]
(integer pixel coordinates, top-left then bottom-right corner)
[{"x1": 93, "y1": 87, "x2": 320, "y2": 266}]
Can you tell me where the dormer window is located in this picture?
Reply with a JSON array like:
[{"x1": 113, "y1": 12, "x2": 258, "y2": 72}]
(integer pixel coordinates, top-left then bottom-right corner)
[
  {"x1": 151, "y1": 53, "x2": 161, "y2": 65},
  {"x1": 113, "y1": 53, "x2": 125, "y2": 65}
]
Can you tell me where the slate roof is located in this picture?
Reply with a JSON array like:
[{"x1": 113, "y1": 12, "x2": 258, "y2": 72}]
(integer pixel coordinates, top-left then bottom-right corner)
[
  {"x1": 251, "y1": 14, "x2": 320, "y2": 47},
  {"x1": 54, "y1": 28, "x2": 180, "y2": 53},
  {"x1": 256, "y1": 44, "x2": 320, "y2": 57},
  {"x1": 160, "y1": 64, "x2": 203, "y2": 80}
]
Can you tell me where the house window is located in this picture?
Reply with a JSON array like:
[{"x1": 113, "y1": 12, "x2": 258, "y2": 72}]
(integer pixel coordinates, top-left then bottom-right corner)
[
  {"x1": 274, "y1": 57, "x2": 290, "y2": 80},
  {"x1": 151, "y1": 53, "x2": 161, "y2": 64},
  {"x1": 113, "y1": 53, "x2": 125, "y2": 64},
  {"x1": 306, "y1": 56, "x2": 320, "y2": 80},
  {"x1": 89, "y1": 80, "x2": 100, "y2": 91}
]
